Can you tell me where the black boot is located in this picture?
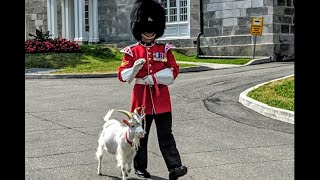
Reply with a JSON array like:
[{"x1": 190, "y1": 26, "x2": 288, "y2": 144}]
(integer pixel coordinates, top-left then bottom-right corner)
[
  {"x1": 169, "y1": 166, "x2": 187, "y2": 180},
  {"x1": 135, "y1": 169, "x2": 151, "y2": 178}
]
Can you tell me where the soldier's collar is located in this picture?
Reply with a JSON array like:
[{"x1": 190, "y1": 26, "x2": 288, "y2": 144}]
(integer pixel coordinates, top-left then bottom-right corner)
[{"x1": 139, "y1": 41, "x2": 155, "y2": 47}]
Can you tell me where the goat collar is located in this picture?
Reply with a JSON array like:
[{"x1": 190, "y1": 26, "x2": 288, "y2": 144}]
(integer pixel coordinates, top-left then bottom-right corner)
[{"x1": 125, "y1": 131, "x2": 133, "y2": 147}]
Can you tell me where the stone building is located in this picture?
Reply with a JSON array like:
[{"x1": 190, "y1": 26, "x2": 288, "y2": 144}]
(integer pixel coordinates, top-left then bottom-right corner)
[{"x1": 25, "y1": 0, "x2": 295, "y2": 60}]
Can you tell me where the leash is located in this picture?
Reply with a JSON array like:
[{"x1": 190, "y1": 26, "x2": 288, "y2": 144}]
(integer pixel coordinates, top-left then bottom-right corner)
[
  {"x1": 141, "y1": 85, "x2": 147, "y2": 133},
  {"x1": 140, "y1": 48, "x2": 151, "y2": 133},
  {"x1": 125, "y1": 131, "x2": 133, "y2": 147}
]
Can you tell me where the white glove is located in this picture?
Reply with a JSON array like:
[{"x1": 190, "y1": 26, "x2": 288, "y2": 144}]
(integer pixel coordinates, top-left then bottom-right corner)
[
  {"x1": 142, "y1": 68, "x2": 174, "y2": 86},
  {"x1": 154, "y1": 68, "x2": 174, "y2": 85},
  {"x1": 133, "y1": 58, "x2": 146, "y2": 68},
  {"x1": 142, "y1": 75, "x2": 154, "y2": 85},
  {"x1": 121, "y1": 58, "x2": 146, "y2": 83}
]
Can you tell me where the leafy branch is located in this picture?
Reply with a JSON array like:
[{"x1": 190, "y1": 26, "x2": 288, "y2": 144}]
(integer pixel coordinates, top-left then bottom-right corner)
[{"x1": 28, "y1": 29, "x2": 52, "y2": 41}]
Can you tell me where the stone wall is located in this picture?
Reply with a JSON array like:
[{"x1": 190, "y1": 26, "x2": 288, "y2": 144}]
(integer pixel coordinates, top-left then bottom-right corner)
[
  {"x1": 199, "y1": 0, "x2": 277, "y2": 57},
  {"x1": 190, "y1": 0, "x2": 201, "y2": 37},
  {"x1": 98, "y1": 0, "x2": 136, "y2": 47},
  {"x1": 25, "y1": 0, "x2": 48, "y2": 39},
  {"x1": 273, "y1": 0, "x2": 295, "y2": 60},
  {"x1": 160, "y1": 0, "x2": 295, "y2": 60},
  {"x1": 25, "y1": 0, "x2": 62, "y2": 40}
]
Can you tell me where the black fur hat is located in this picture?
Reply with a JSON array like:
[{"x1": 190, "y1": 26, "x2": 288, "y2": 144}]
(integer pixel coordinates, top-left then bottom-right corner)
[{"x1": 130, "y1": 0, "x2": 166, "y2": 41}]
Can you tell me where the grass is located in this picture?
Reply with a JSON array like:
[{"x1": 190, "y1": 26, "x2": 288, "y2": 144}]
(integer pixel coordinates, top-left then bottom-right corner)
[
  {"x1": 247, "y1": 76, "x2": 294, "y2": 111},
  {"x1": 173, "y1": 51, "x2": 252, "y2": 65},
  {"x1": 25, "y1": 45, "x2": 124, "y2": 74},
  {"x1": 25, "y1": 44, "x2": 251, "y2": 74}
]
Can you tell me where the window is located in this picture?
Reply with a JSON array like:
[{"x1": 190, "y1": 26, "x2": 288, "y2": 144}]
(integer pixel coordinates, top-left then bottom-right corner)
[
  {"x1": 169, "y1": 0, "x2": 177, "y2": 22},
  {"x1": 85, "y1": 0, "x2": 89, "y2": 32},
  {"x1": 161, "y1": 0, "x2": 188, "y2": 23},
  {"x1": 160, "y1": 0, "x2": 190, "y2": 37},
  {"x1": 179, "y1": 0, "x2": 188, "y2": 21}
]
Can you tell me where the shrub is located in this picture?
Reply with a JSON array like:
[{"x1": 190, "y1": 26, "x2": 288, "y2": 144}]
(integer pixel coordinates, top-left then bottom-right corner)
[
  {"x1": 25, "y1": 38, "x2": 81, "y2": 53},
  {"x1": 28, "y1": 29, "x2": 52, "y2": 41},
  {"x1": 25, "y1": 29, "x2": 81, "y2": 53}
]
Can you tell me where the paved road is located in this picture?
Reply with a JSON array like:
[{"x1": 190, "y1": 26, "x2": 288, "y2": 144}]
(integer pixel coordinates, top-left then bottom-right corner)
[{"x1": 25, "y1": 61, "x2": 294, "y2": 180}]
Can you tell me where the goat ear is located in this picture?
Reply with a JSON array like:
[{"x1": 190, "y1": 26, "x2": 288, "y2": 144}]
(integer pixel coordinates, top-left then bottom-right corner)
[{"x1": 122, "y1": 119, "x2": 130, "y2": 126}]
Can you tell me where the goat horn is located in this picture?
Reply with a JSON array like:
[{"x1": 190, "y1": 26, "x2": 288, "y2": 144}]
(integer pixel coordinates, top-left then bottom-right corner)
[{"x1": 116, "y1": 110, "x2": 133, "y2": 119}]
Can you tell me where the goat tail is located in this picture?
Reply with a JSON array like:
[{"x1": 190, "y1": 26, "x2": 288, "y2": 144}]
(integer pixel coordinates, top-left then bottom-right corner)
[{"x1": 104, "y1": 109, "x2": 114, "y2": 122}]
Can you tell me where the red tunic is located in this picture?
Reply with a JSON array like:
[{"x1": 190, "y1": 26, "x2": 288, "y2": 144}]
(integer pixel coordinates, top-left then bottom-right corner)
[{"x1": 117, "y1": 42, "x2": 179, "y2": 114}]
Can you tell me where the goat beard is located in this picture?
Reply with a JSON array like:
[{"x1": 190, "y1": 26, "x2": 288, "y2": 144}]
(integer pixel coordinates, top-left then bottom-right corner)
[{"x1": 132, "y1": 137, "x2": 141, "y2": 150}]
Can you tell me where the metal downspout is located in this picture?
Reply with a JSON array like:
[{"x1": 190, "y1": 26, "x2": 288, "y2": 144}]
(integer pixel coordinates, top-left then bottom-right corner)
[{"x1": 196, "y1": 0, "x2": 204, "y2": 58}]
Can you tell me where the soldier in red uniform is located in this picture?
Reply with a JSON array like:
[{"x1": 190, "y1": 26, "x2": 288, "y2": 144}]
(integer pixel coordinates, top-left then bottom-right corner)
[{"x1": 117, "y1": 0, "x2": 187, "y2": 179}]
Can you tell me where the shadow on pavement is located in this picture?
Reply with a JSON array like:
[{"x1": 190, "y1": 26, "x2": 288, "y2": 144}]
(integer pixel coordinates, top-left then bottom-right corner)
[{"x1": 98, "y1": 173, "x2": 168, "y2": 180}]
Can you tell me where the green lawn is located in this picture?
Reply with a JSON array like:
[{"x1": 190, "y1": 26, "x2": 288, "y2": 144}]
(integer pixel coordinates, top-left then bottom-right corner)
[
  {"x1": 25, "y1": 45, "x2": 123, "y2": 74},
  {"x1": 25, "y1": 44, "x2": 251, "y2": 74},
  {"x1": 173, "y1": 51, "x2": 252, "y2": 65},
  {"x1": 247, "y1": 76, "x2": 294, "y2": 111}
]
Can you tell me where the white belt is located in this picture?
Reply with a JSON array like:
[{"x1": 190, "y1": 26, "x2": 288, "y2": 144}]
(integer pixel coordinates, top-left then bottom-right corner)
[{"x1": 135, "y1": 78, "x2": 147, "y2": 85}]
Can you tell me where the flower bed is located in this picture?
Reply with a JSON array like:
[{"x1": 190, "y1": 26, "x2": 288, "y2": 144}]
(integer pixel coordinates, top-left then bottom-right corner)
[{"x1": 25, "y1": 38, "x2": 81, "y2": 53}]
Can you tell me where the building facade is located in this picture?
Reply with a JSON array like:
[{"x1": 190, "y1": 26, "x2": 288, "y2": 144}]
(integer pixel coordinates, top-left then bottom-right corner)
[{"x1": 25, "y1": 0, "x2": 295, "y2": 60}]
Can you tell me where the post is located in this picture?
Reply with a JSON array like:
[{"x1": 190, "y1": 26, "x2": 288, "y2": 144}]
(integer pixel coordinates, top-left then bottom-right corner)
[
  {"x1": 74, "y1": 0, "x2": 79, "y2": 41},
  {"x1": 93, "y1": 0, "x2": 99, "y2": 42},
  {"x1": 47, "y1": 0, "x2": 52, "y2": 34},
  {"x1": 250, "y1": 17, "x2": 263, "y2": 59},
  {"x1": 61, "y1": 0, "x2": 65, "y2": 38},
  {"x1": 51, "y1": 0, "x2": 58, "y2": 38},
  {"x1": 253, "y1": 35, "x2": 257, "y2": 59}
]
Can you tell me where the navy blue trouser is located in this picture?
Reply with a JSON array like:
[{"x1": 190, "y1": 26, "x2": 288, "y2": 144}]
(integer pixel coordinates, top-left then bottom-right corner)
[{"x1": 134, "y1": 112, "x2": 182, "y2": 171}]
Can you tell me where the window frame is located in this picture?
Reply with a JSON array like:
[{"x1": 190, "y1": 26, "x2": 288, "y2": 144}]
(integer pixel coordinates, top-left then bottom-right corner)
[
  {"x1": 85, "y1": 0, "x2": 90, "y2": 32},
  {"x1": 160, "y1": 0, "x2": 190, "y2": 38}
]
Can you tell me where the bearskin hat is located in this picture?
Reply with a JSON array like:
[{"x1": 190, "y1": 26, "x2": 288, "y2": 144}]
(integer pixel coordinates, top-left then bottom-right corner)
[{"x1": 130, "y1": 0, "x2": 166, "y2": 41}]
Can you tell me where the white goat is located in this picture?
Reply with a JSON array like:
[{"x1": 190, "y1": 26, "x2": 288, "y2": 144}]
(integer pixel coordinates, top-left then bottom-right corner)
[{"x1": 96, "y1": 108, "x2": 145, "y2": 180}]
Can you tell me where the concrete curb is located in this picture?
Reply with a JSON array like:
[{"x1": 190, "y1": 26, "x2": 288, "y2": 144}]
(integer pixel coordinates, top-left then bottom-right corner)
[
  {"x1": 179, "y1": 66, "x2": 212, "y2": 73},
  {"x1": 25, "y1": 73, "x2": 118, "y2": 79},
  {"x1": 238, "y1": 74, "x2": 294, "y2": 124},
  {"x1": 244, "y1": 57, "x2": 272, "y2": 65}
]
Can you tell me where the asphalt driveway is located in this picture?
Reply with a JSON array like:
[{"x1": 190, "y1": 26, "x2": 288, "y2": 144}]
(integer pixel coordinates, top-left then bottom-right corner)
[{"x1": 25, "y1": 61, "x2": 294, "y2": 180}]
